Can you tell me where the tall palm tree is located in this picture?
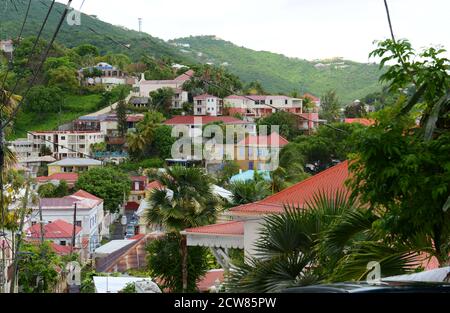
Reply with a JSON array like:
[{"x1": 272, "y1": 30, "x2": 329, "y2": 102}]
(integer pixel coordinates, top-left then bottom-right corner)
[
  {"x1": 145, "y1": 166, "x2": 219, "y2": 292},
  {"x1": 227, "y1": 190, "x2": 422, "y2": 293}
]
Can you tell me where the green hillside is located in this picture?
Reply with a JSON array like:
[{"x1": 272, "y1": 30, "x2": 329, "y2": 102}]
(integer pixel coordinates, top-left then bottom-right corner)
[
  {"x1": 169, "y1": 36, "x2": 384, "y2": 103},
  {"x1": 0, "y1": 0, "x2": 383, "y2": 104},
  {"x1": 0, "y1": 0, "x2": 196, "y2": 63}
]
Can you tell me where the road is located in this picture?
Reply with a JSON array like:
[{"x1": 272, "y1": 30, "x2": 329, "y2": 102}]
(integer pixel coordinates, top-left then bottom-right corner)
[{"x1": 84, "y1": 93, "x2": 133, "y2": 117}]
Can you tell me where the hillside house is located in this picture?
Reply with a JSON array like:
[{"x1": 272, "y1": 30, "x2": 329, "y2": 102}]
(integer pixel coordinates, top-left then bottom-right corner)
[
  {"x1": 47, "y1": 158, "x2": 103, "y2": 176},
  {"x1": 29, "y1": 190, "x2": 107, "y2": 254},
  {"x1": 181, "y1": 161, "x2": 349, "y2": 268},
  {"x1": 194, "y1": 94, "x2": 223, "y2": 116},
  {"x1": 27, "y1": 131, "x2": 105, "y2": 160}
]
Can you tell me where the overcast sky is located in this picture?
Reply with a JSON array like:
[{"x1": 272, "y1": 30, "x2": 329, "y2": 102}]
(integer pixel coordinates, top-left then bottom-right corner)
[{"x1": 63, "y1": 0, "x2": 449, "y2": 63}]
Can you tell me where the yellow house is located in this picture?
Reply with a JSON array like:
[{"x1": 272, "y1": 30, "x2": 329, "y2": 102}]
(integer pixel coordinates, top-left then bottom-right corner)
[
  {"x1": 234, "y1": 133, "x2": 289, "y2": 171},
  {"x1": 48, "y1": 158, "x2": 103, "y2": 176}
]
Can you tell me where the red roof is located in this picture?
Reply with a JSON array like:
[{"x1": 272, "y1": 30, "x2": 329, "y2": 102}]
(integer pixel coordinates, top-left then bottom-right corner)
[
  {"x1": 238, "y1": 132, "x2": 289, "y2": 147},
  {"x1": 194, "y1": 93, "x2": 220, "y2": 101},
  {"x1": 72, "y1": 190, "x2": 102, "y2": 201},
  {"x1": 27, "y1": 219, "x2": 81, "y2": 239},
  {"x1": 344, "y1": 118, "x2": 375, "y2": 126},
  {"x1": 197, "y1": 269, "x2": 225, "y2": 292},
  {"x1": 174, "y1": 69, "x2": 194, "y2": 82},
  {"x1": 303, "y1": 93, "x2": 320, "y2": 102},
  {"x1": 125, "y1": 201, "x2": 140, "y2": 211},
  {"x1": 230, "y1": 161, "x2": 349, "y2": 215},
  {"x1": 37, "y1": 173, "x2": 79, "y2": 183},
  {"x1": 184, "y1": 221, "x2": 244, "y2": 236},
  {"x1": 50, "y1": 242, "x2": 73, "y2": 255},
  {"x1": 164, "y1": 115, "x2": 250, "y2": 125},
  {"x1": 130, "y1": 176, "x2": 147, "y2": 182},
  {"x1": 147, "y1": 180, "x2": 164, "y2": 190}
]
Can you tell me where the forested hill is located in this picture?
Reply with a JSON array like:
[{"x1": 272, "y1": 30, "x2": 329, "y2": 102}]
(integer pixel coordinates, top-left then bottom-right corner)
[
  {"x1": 169, "y1": 36, "x2": 385, "y2": 103},
  {"x1": 0, "y1": 0, "x2": 196, "y2": 63},
  {"x1": 0, "y1": 0, "x2": 384, "y2": 103}
]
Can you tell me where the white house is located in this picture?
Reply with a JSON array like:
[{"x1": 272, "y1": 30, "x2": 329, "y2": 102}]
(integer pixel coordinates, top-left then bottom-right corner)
[
  {"x1": 25, "y1": 219, "x2": 83, "y2": 250},
  {"x1": 27, "y1": 131, "x2": 105, "y2": 160},
  {"x1": 7, "y1": 139, "x2": 37, "y2": 159},
  {"x1": 194, "y1": 94, "x2": 223, "y2": 116},
  {"x1": 29, "y1": 190, "x2": 107, "y2": 254},
  {"x1": 138, "y1": 69, "x2": 193, "y2": 98},
  {"x1": 181, "y1": 161, "x2": 350, "y2": 268},
  {"x1": 224, "y1": 95, "x2": 303, "y2": 118},
  {"x1": 164, "y1": 115, "x2": 256, "y2": 138}
]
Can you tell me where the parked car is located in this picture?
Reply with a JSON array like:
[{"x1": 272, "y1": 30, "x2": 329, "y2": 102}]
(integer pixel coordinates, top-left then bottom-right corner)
[
  {"x1": 282, "y1": 281, "x2": 450, "y2": 293},
  {"x1": 124, "y1": 225, "x2": 135, "y2": 239}
]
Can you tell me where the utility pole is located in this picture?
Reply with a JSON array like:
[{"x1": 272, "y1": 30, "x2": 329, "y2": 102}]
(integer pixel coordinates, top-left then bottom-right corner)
[
  {"x1": 9, "y1": 182, "x2": 31, "y2": 293},
  {"x1": 71, "y1": 202, "x2": 77, "y2": 253},
  {"x1": 39, "y1": 201, "x2": 44, "y2": 245},
  {"x1": 0, "y1": 117, "x2": 5, "y2": 294}
]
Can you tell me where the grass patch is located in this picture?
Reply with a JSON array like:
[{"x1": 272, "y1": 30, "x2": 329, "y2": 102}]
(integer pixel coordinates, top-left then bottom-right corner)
[{"x1": 10, "y1": 94, "x2": 102, "y2": 140}]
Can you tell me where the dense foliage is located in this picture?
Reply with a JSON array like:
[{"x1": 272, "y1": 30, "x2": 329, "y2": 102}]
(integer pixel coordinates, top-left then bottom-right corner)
[{"x1": 76, "y1": 167, "x2": 131, "y2": 213}]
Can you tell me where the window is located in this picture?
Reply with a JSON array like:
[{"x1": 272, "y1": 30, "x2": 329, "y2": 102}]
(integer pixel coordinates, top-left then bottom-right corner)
[
  {"x1": 285, "y1": 100, "x2": 288, "y2": 105},
  {"x1": 31, "y1": 221, "x2": 37, "y2": 226},
  {"x1": 79, "y1": 144, "x2": 85, "y2": 149},
  {"x1": 61, "y1": 136, "x2": 66, "y2": 140},
  {"x1": 60, "y1": 241, "x2": 67, "y2": 246},
  {"x1": 75, "y1": 221, "x2": 82, "y2": 227},
  {"x1": 197, "y1": 108, "x2": 202, "y2": 113},
  {"x1": 79, "y1": 136, "x2": 85, "y2": 140},
  {"x1": 134, "y1": 182, "x2": 139, "y2": 191},
  {"x1": 270, "y1": 100, "x2": 273, "y2": 105}
]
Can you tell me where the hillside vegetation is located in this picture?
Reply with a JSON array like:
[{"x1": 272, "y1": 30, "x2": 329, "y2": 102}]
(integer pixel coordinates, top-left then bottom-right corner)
[{"x1": 169, "y1": 36, "x2": 384, "y2": 103}]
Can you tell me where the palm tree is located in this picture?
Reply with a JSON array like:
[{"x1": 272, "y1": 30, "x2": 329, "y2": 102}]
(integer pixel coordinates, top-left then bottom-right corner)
[
  {"x1": 227, "y1": 190, "x2": 422, "y2": 293},
  {"x1": 1, "y1": 89, "x2": 21, "y2": 171},
  {"x1": 145, "y1": 166, "x2": 219, "y2": 292},
  {"x1": 126, "y1": 131, "x2": 146, "y2": 159}
]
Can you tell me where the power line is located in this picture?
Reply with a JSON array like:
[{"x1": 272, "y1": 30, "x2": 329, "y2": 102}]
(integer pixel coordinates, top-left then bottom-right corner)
[
  {"x1": 0, "y1": 0, "x2": 32, "y2": 92},
  {"x1": 1, "y1": 0, "x2": 74, "y2": 131},
  {"x1": 0, "y1": 0, "x2": 57, "y2": 113}
]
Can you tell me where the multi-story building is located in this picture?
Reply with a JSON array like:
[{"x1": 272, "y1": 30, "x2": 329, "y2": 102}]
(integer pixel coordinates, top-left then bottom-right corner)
[
  {"x1": 7, "y1": 139, "x2": 37, "y2": 159},
  {"x1": 29, "y1": 190, "x2": 107, "y2": 253},
  {"x1": 224, "y1": 95, "x2": 303, "y2": 117},
  {"x1": 164, "y1": 115, "x2": 256, "y2": 138},
  {"x1": 194, "y1": 94, "x2": 223, "y2": 116},
  {"x1": 27, "y1": 131, "x2": 105, "y2": 159}
]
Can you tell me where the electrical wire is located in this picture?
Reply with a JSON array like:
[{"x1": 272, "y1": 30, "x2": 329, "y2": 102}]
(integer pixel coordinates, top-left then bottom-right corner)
[
  {"x1": 0, "y1": 0, "x2": 32, "y2": 91},
  {"x1": 0, "y1": 0, "x2": 57, "y2": 113},
  {"x1": 1, "y1": 0, "x2": 74, "y2": 131}
]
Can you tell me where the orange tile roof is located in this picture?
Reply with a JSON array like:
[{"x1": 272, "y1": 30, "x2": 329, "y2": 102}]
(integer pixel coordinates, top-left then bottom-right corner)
[
  {"x1": 184, "y1": 221, "x2": 244, "y2": 236},
  {"x1": 50, "y1": 242, "x2": 73, "y2": 255},
  {"x1": 230, "y1": 161, "x2": 349, "y2": 215},
  {"x1": 344, "y1": 118, "x2": 375, "y2": 126}
]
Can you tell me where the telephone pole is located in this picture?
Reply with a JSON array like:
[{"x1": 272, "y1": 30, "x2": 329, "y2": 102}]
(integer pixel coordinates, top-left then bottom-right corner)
[
  {"x1": 39, "y1": 201, "x2": 44, "y2": 244},
  {"x1": 71, "y1": 202, "x2": 77, "y2": 253},
  {"x1": 0, "y1": 118, "x2": 6, "y2": 293}
]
